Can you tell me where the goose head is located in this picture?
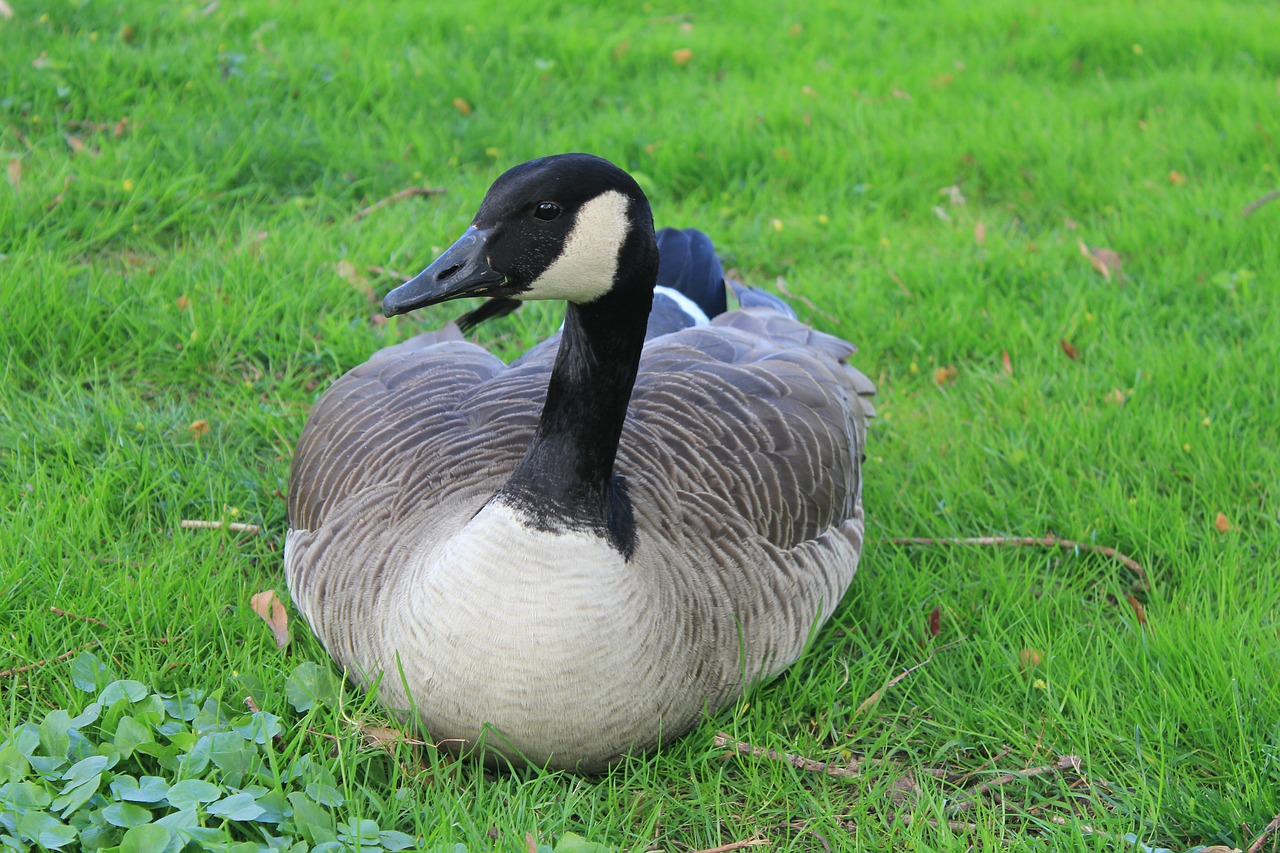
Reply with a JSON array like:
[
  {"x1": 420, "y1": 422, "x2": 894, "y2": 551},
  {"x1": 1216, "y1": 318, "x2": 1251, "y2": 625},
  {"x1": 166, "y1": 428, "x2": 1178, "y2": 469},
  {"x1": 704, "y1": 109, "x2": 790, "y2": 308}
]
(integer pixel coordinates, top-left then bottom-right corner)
[{"x1": 384, "y1": 153, "x2": 659, "y2": 316}]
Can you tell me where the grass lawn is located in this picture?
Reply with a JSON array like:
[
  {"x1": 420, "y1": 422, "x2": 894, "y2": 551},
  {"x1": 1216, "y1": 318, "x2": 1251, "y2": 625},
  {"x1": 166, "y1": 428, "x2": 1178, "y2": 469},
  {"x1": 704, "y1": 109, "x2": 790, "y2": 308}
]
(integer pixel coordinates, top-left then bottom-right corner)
[{"x1": 3, "y1": 0, "x2": 1279, "y2": 849}]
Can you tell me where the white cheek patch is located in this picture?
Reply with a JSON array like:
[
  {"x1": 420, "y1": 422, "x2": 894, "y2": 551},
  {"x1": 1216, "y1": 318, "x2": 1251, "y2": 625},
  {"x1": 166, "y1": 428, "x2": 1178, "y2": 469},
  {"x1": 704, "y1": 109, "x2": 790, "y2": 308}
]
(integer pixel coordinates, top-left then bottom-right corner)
[{"x1": 523, "y1": 190, "x2": 630, "y2": 303}]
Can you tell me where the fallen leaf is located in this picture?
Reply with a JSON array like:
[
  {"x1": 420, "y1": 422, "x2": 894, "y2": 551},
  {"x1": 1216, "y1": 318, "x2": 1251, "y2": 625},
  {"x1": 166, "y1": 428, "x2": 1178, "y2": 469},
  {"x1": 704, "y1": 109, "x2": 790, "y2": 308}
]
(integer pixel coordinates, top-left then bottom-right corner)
[
  {"x1": 176, "y1": 294, "x2": 190, "y2": 310},
  {"x1": 188, "y1": 419, "x2": 210, "y2": 439},
  {"x1": 359, "y1": 723, "x2": 426, "y2": 751},
  {"x1": 934, "y1": 365, "x2": 957, "y2": 385},
  {"x1": 928, "y1": 605, "x2": 941, "y2": 637},
  {"x1": 64, "y1": 134, "x2": 99, "y2": 157},
  {"x1": 1214, "y1": 512, "x2": 1231, "y2": 533},
  {"x1": 612, "y1": 40, "x2": 630, "y2": 61},
  {"x1": 891, "y1": 88, "x2": 912, "y2": 100},
  {"x1": 939, "y1": 185, "x2": 966, "y2": 206},
  {"x1": 0, "y1": 1, "x2": 13, "y2": 19},
  {"x1": 32, "y1": 52, "x2": 51, "y2": 70},
  {"x1": 931, "y1": 72, "x2": 954, "y2": 87},
  {"x1": 1125, "y1": 593, "x2": 1148, "y2": 628},
  {"x1": 6, "y1": 158, "x2": 19, "y2": 190},
  {"x1": 250, "y1": 590, "x2": 290, "y2": 650},
  {"x1": 452, "y1": 97, "x2": 472, "y2": 116},
  {"x1": 672, "y1": 48, "x2": 693, "y2": 65},
  {"x1": 1078, "y1": 239, "x2": 1122, "y2": 282},
  {"x1": 335, "y1": 260, "x2": 375, "y2": 302},
  {"x1": 1001, "y1": 349, "x2": 1013, "y2": 377},
  {"x1": 789, "y1": 23, "x2": 803, "y2": 36},
  {"x1": 1019, "y1": 648, "x2": 1044, "y2": 669},
  {"x1": 1168, "y1": 170, "x2": 1188, "y2": 185},
  {"x1": 974, "y1": 219, "x2": 986, "y2": 246},
  {"x1": 1060, "y1": 339, "x2": 1080, "y2": 360},
  {"x1": 1105, "y1": 388, "x2": 1126, "y2": 405}
]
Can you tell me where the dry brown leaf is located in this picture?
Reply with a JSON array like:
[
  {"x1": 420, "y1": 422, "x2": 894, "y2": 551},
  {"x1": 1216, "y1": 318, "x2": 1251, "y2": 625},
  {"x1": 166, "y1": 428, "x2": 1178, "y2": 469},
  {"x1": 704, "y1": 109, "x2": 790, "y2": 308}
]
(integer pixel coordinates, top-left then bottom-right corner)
[
  {"x1": 1126, "y1": 593, "x2": 1148, "y2": 628},
  {"x1": 974, "y1": 219, "x2": 986, "y2": 246},
  {"x1": 176, "y1": 294, "x2": 190, "y2": 310},
  {"x1": 612, "y1": 39, "x2": 630, "y2": 61},
  {"x1": 928, "y1": 605, "x2": 941, "y2": 637},
  {"x1": 250, "y1": 590, "x2": 290, "y2": 650},
  {"x1": 672, "y1": 48, "x2": 693, "y2": 65},
  {"x1": 1019, "y1": 648, "x2": 1044, "y2": 669},
  {"x1": 1214, "y1": 512, "x2": 1232, "y2": 534},
  {"x1": 6, "y1": 158, "x2": 19, "y2": 191},
  {"x1": 932, "y1": 72, "x2": 955, "y2": 87},
  {"x1": 335, "y1": 260, "x2": 375, "y2": 302},
  {"x1": 1105, "y1": 388, "x2": 1127, "y2": 406},
  {"x1": 452, "y1": 97, "x2": 472, "y2": 116},
  {"x1": 934, "y1": 365, "x2": 958, "y2": 385},
  {"x1": 0, "y1": 1, "x2": 13, "y2": 20},
  {"x1": 65, "y1": 134, "x2": 97, "y2": 156},
  {"x1": 1060, "y1": 339, "x2": 1081, "y2": 360},
  {"x1": 359, "y1": 723, "x2": 426, "y2": 750},
  {"x1": 1168, "y1": 170, "x2": 1188, "y2": 186},
  {"x1": 891, "y1": 88, "x2": 912, "y2": 100},
  {"x1": 1001, "y1": 349, "x2": 1013, "y2": 377},
  {"x1": 1078, "y1": 239, "x2": 1122, "y2": 282},
  {"x1": 188, "y1": 419, "x2": 210, "y2": 439}
]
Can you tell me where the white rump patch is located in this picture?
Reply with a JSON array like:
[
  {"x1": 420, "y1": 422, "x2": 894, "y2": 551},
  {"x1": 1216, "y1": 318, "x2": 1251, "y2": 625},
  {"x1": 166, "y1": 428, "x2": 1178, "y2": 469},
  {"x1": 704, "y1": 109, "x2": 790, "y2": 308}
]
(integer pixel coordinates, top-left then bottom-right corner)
[
  {"x1": 654, "y1": 285, "x2": 710, "y2": 325},
  {"x1": 524, "y1": 190, "x2": 630, "y2": 303}
]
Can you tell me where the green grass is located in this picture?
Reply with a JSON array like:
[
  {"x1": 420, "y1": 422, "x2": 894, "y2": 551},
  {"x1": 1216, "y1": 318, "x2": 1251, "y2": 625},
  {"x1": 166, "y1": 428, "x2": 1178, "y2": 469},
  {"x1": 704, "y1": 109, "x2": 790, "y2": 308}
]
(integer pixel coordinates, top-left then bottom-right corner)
[{"x1": 2, "y1": 0, "x2": 1279, "y2": 849}]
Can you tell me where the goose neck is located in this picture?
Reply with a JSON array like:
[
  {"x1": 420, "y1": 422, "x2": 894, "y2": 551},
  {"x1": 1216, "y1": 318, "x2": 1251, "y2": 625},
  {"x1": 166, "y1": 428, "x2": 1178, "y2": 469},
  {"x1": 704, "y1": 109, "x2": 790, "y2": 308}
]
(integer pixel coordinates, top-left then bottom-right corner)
[{"x1": 496, "y1": 280, "x2": 653, "y2": 551}]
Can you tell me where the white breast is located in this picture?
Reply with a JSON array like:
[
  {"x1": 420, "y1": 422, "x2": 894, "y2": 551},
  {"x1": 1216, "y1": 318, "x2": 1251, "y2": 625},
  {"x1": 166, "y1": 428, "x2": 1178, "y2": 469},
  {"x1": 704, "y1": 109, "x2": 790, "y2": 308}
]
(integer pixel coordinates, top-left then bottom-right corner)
[{"x1": 372, "y1": 499, "x2": 676, "y2": 767}]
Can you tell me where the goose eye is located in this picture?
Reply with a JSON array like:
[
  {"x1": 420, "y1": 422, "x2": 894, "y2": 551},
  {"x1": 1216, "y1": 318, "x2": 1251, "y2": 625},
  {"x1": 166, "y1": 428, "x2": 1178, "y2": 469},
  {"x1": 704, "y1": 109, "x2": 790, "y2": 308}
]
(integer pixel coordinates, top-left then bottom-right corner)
[{"x1": 534, "y1": 201, "x2": 562, "y2": 221}]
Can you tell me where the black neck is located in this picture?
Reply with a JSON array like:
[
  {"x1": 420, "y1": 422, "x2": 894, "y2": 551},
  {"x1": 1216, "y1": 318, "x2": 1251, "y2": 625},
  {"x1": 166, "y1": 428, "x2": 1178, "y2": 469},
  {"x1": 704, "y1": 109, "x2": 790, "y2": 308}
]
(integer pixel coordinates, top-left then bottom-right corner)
[{"x1": 497, "y1": 265, "x2": 655, "y2": 556}]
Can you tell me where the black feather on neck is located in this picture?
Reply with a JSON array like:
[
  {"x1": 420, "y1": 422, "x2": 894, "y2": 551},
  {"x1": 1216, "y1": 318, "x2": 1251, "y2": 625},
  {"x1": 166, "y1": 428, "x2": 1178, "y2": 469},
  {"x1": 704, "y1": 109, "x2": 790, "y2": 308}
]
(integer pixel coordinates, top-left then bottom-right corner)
[{"x1": 496, "y1": 226, "x2": 658, "y2": 558}]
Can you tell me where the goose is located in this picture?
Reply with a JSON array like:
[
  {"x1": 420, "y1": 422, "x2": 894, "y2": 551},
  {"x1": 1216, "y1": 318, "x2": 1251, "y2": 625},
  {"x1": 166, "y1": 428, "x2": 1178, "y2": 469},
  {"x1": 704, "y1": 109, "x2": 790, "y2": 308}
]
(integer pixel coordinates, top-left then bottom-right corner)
[{"x1": 284, "y1": 153, "x2": 875, "y2": 772}]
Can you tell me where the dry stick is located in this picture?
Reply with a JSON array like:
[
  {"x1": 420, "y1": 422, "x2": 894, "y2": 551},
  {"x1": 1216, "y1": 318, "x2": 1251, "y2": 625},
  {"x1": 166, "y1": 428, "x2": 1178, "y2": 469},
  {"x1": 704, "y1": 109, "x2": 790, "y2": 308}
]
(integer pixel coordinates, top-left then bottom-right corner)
[
  {"x1": 774, "y1": 277, "x2": 838, "y2": 326},
  {"x1": 367, "y1": 265, "x2": 413, "y2": 283},
  {"x1": 181, "y1": 519, "x2": 262, "y2": 534},
  {"x1": 886, "y1": 536, "x2": 1148, "y2": 589},
  {"x1": 0, "y1": 642, "x2": 101, "y2": 678},
  {"x1": 853, "y1": 637, "x2": 965, "y2": 716},
  {"x1": 1247, "y1": 811, "x2": 1280, "y2": 853},
  {"x1": 351, "y1": 186, "x2": 446, "y2": 221},
  {"x1": 894, "y1": 814, "x2": 982, "y2": 833},
  {"x1": 691, "y1": 840, "x2": 771, "y2": 853},
  {"x1": 50, "y1": 606, "x2": 109, "y2": 628},
  {"x1": 1241, "y1": 189, "x2": 1280, "y2": 218},
  {"x1": 715, "y1": 732, "x2": 862, "y2": 780},
  {"x1": 948, "y1": 755, "x2": 1082, "y2": 813}
]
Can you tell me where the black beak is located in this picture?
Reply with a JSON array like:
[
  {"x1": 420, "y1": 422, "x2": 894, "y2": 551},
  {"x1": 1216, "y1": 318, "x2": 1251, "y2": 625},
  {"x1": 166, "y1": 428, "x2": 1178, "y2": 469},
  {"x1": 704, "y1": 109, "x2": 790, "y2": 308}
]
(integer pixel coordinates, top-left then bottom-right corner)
[{"x1": 383, "y1": 227, "x2": 507, "y2": 316}]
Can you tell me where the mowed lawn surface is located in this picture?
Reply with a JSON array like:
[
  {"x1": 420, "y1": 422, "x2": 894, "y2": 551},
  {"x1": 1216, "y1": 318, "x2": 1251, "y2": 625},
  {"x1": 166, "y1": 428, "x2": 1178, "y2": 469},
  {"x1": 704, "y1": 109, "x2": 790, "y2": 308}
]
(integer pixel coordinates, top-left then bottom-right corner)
[{"x1": 2, "y1": 0, "x2": 1278, "y2": 849}]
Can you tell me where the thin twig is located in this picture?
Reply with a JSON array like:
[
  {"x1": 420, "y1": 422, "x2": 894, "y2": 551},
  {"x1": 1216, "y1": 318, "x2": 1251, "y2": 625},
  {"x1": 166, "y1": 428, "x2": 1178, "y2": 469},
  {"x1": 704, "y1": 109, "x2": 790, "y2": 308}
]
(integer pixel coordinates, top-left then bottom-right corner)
[
  {"x1": 895, "y1": 814, "x2": 982, "y2": 833},
  {"x1": 1241, "y1": 189, "x2": 1280, "y2": 218},
  {"x1": 50, "y1": 606, "x2": 109, "y2": 628},
  {"x1": 1247, "y1": 811, "x2": 1280, "y2": 853},
  {"x1": 949, "y1": 744, "x2": 1014, "y2": 787},
  {"x1": 367, "y1": 265, "x2": 414, "y2": 282},
  {"x1": 948, "y1": 755, "x2": 1082, "y2": 813},
  {"x1": 885, "y1": 536, "x2": 1148, "y2": 589},
  {"x1": 774, "y1": 276, "x2": 838, "y2": 325},
  {"x1": 0, "y1": 642, "x2": 101, "y2": 678},
  {"x1": 691, "y1": 840, "x2": 771, "y2": 853},
  {"x1": 181, "y1": 519, "x2": 262, "y2": 534},
  {"x1": 715, "y1": 732, "x2": 862, "y2": 779},
  {"x1": 352, "y1": 186, "x2": 446, "y2": 221},
  {"x1": 854, "y1": 637, "x2": 967, "y2": 715}
]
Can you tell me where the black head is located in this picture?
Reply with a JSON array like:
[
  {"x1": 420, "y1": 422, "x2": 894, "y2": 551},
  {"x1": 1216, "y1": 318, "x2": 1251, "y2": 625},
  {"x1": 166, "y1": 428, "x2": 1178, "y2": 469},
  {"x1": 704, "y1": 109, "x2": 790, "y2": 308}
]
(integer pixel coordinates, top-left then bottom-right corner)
[{"x1": 384, "y1": 154, "x2": 657, "y2": 316}]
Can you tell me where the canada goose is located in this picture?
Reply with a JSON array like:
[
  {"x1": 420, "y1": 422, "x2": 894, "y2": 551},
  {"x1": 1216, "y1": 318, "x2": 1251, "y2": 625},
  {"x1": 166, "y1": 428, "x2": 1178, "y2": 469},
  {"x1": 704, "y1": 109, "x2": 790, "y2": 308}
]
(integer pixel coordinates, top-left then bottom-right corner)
[{"x1": 285, "y1": 153, "x2": 875, "y2": 772}]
